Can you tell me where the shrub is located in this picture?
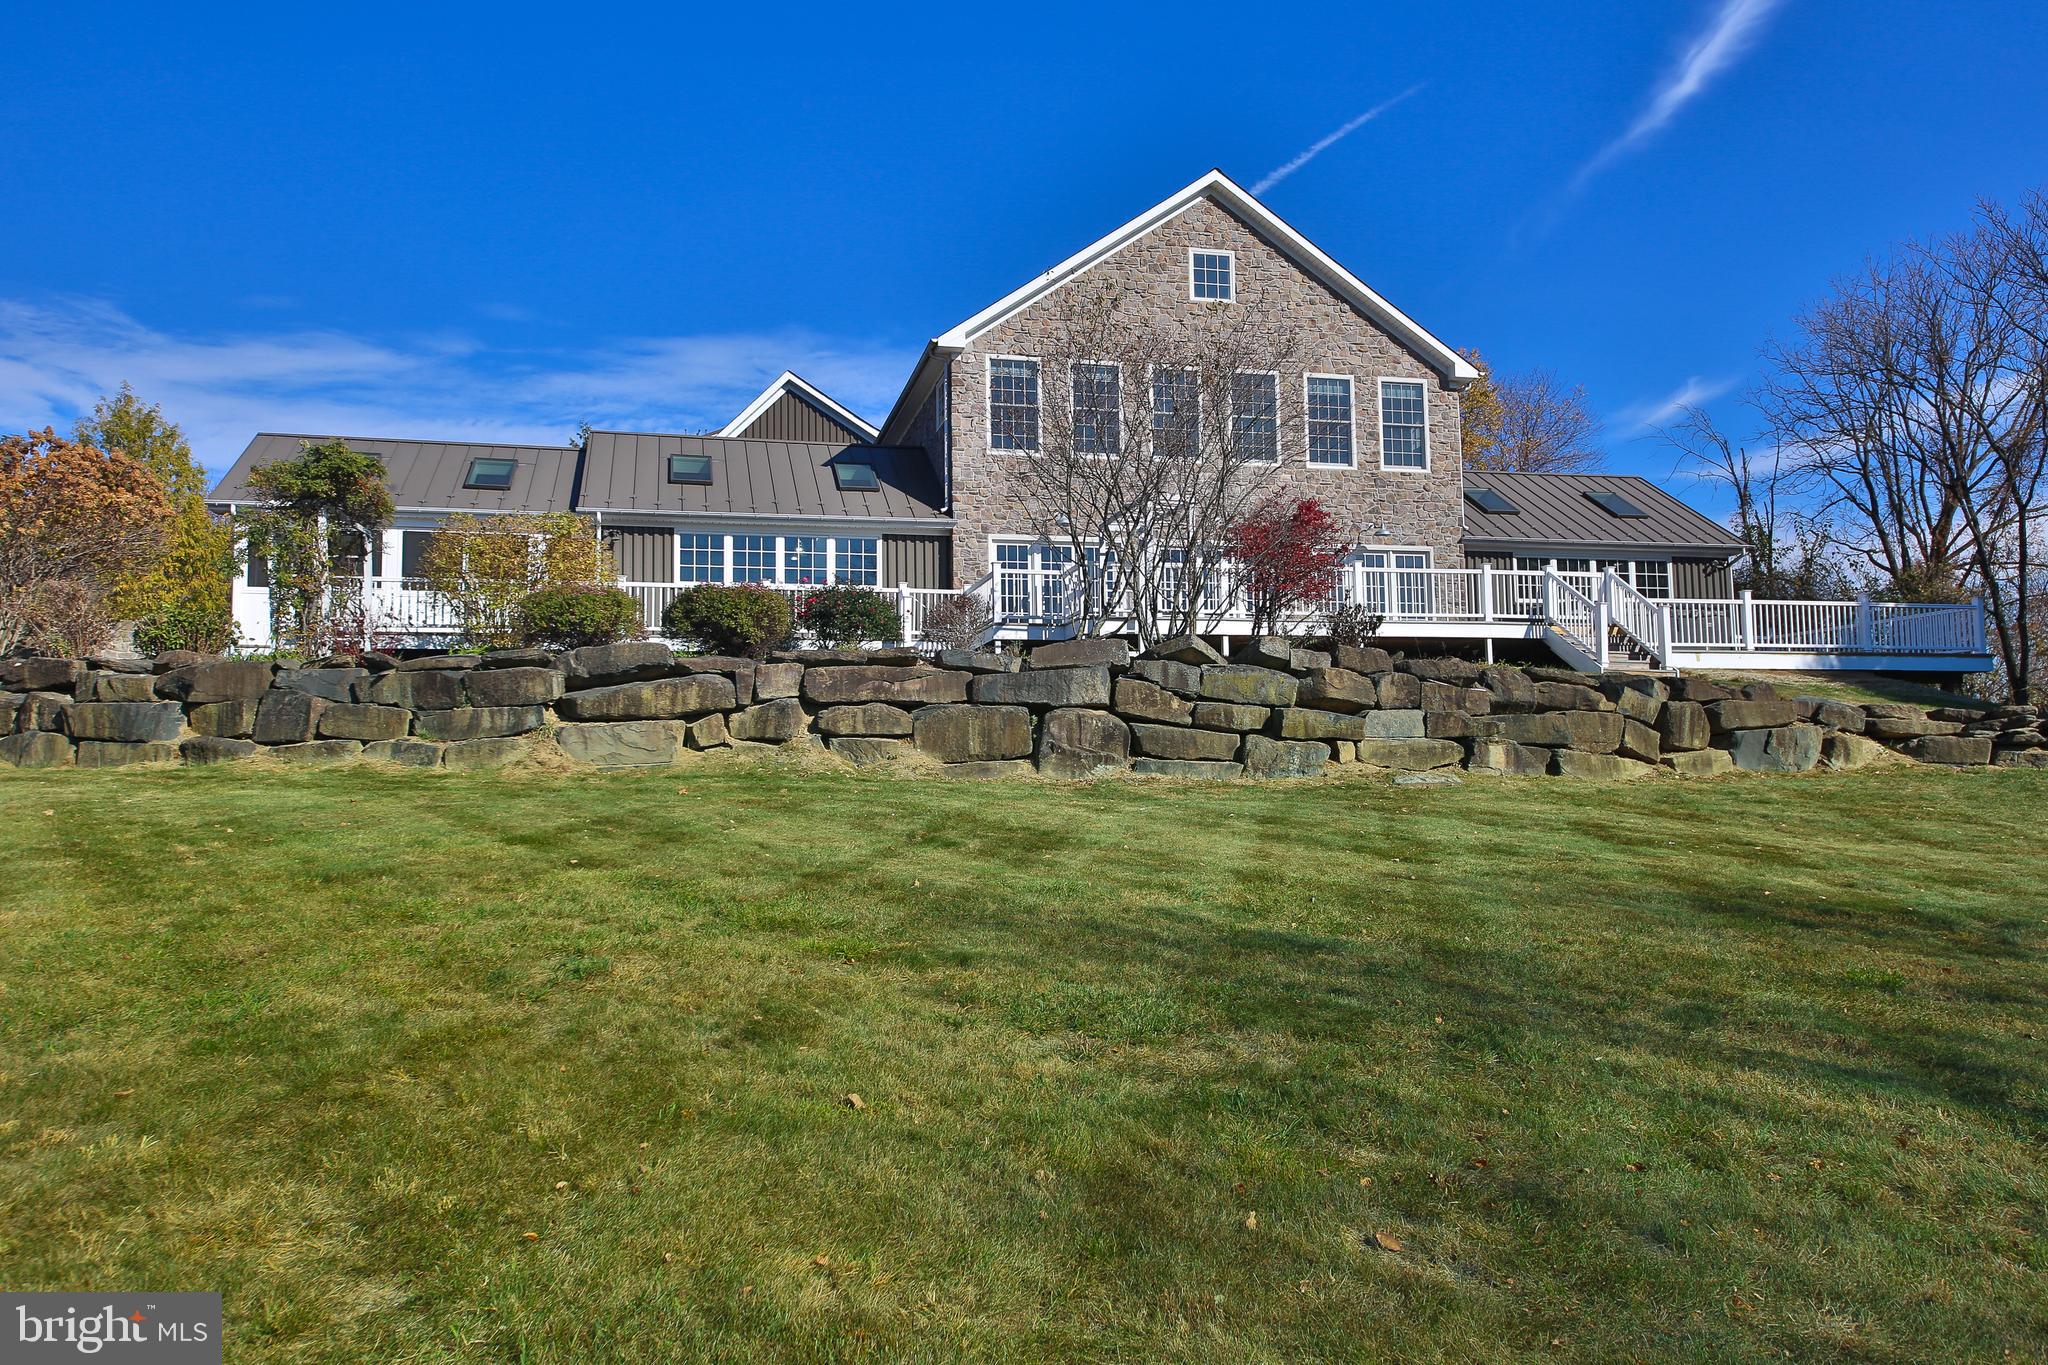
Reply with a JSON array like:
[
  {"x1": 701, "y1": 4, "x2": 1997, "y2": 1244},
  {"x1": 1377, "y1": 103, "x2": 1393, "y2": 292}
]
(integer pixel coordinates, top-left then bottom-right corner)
[
  {"x1": 1321, "y1": 603, "x2": 1385, "y2": 649},
  {"x1": 133, "y1": 600, "x2": 236, "y2": 655},
  {"x1": 15, "y1": 579, "x2": 116, "y2": 657},
  {"x1": 662, "y1": 584, "x2": 792, "y2": 657},
  {"x1": 918, "y1": 591, "x2": 995, "y2": 651},
  {"x1": 515, "y1": 585, "x2": 641, "y2": 649},
  {"x1": 797, "y1": 585, "x2": 904, "y2": 648}
]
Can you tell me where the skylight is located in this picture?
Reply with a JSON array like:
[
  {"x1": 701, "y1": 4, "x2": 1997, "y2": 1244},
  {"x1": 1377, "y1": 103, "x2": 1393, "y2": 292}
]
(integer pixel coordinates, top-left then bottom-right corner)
[
  {"x1": 668, "y1": 453, "x2": 713, "y2": 485},
  {"x1": 1465, "y1": 488, "x2": 1518, "y2": 515},
  {"x1": 1585, "y1": 490, "x2": 1649, "y2": 518},
  {"x1": 832, "y1": 461, "x2": 880, "y2": 492},
  {"x1": 463, "y1": 457, "x2": 516, "y2": 490}
]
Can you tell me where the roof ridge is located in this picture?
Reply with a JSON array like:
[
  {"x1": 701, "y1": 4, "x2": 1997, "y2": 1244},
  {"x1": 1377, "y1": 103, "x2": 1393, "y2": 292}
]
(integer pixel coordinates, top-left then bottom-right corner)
[{"x1": 248, "y1": 431, "x2": 578, "y2": 452}]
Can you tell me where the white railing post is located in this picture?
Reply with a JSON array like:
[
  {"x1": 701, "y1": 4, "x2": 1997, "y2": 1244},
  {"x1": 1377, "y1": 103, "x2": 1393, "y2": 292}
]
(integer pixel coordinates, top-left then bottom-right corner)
[
  {"x1": 1541, "y1": 569, "x2": 1557, "y2": 623},
  {"x1": 1479, "y1": 564, "x2": 1495, "y2": 621},
  {"x1": 1658, "y1": 604, "x2": 1673, "y2": 666},
  {"x1": 897, "y1": 581, "x2": 913, "y2": 643},
  {"x1": 1972, "y1": 597, "x2": 1988, "y2": 653},
  {"x1": 1738, "y1": 590, "x2": 1756, "y2": 649},
  {"x1": 1855, "y1": 593, "x2": 1875, "y2": 651},
  {"x1": 1594, "y1": 591, "x2": 1611, "y2": 669}
]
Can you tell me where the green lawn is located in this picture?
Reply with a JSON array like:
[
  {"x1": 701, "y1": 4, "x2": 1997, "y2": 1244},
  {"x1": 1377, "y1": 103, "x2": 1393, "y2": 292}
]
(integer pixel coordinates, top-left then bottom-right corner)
[{"x1": 3, "y1": 759, "x2": 2044, "y2": 1362}]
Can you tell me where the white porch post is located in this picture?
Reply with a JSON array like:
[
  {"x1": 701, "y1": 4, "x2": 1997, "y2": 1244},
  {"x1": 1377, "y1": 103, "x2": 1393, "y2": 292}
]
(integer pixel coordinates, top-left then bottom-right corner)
[
  {"x1": 1855, "y1": 593, "x2": 1875, "y2": 651},
  {"x1": 1479, "y1": 564, "x2": 1495, "y2": 621},
  {"x1": 1738, "y1": 590, "x2": 1756, "y2": 649},
  {"x1": 1657, "y1": 603, "x2": 1673, "y2": 665},
  {"x1": 1541, "y1": 569, "x2": 1557, "y2": 623},
  {"x1": 1594, "y1": 588, "x2": 1611, "y2": 669},
  {"x1": 898, "y1": 581, "x2": 913, "y2": 644},
  {"x1": 1971, "y1": 597, "x2": 1988, "y2": 653}
]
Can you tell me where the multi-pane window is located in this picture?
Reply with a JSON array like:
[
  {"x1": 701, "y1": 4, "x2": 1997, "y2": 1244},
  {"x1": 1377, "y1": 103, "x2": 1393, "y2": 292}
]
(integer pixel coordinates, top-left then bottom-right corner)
[
  {"x1": 783, "y1": 535, "x2": 828, "y2": 584},
  {"x1": 990, "y1": 357, "x2": 1041, "y2": 451},
  {"x1": 1231, "y1": 371, "x2": 1278, "y2": 462},
  {"x1": 1379, "y1": 379, "x2": 1428, "y2": 469},
  {"x1": 732, "y1": 534, "x2": 777, "y2": 583},
  {"x1": 995, "y1": 542, "x2": 1035, "y2": 617},
  {"x1": 1071, "y1": 363, "x2": 1120, "y2": 455},
  {"x1": 678, "y1": 532, "x2": 723, "y2": 583},
  {"x1": 1152, "y1": 368, "x2": 1200, "y2": 458},
  {"x1": 1358, "y1": 550, "x2": 1432, "y2": 616},
  {"x1": 1190, "y1": 250, "x2": 1234, "y2": 301},
  {"x1": 1306, "y1": 375, "x2": 1355, "y2": 466},
  {"x1": 837, "y1": 537, "x2": 879, "y2": 586},
  {"x1": 1632, "y1": 560, "x2": 1672, "y2": 598}
]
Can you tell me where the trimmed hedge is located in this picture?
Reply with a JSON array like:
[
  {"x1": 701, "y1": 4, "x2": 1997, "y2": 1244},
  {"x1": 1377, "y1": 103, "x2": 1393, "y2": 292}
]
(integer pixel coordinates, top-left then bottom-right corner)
[
  {"x1": 662, "y1": 584, "x2": 793, "y2": 657},
  {"x1": 797, "y1": 585, "x2": 904, "y2": 649},
  {"x1": 515, "y1": 585, "x2": 641, "y2": 649}
]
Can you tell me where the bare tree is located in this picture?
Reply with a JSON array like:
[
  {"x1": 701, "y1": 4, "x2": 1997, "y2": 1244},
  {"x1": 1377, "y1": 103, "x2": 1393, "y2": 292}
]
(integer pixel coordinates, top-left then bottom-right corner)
[
  {"x1": 1007, "y1": 278, "x2": 1310, "y2": 648},
  {"x1": 1460, "y1": 351, "x2": 1604, "y2": 473}
]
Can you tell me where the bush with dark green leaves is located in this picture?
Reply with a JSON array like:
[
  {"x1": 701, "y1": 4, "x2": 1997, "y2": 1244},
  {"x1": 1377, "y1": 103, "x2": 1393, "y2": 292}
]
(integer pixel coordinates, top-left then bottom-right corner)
[
  {"x1": 133, "y1": 600, "x2": 237, "y2": 655},
  {"x1": 797, "y1": 585, "x2": 904, "y2": 649},
  {"x1": 515, "y1": 585, "x2": 641, "y2": 649},
  {"x1": 661, "y1": 584, "x2": 793, "y2": 657}
]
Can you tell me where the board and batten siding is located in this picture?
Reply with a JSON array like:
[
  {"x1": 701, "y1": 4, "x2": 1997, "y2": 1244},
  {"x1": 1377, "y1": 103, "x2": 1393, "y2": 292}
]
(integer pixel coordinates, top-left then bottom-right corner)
[
  {"x1": 882, "y1": 534, "x2": 951, "y2": 589},
  {"x1": 731, "y1": 392, "x2": 871, "y2": 445},
  {"x1": 1463, "y1": 550, "x2": 1733, "y2": 598},
  {"x1": 608, "y1": 525, "x2": 677, "y2": 583}
]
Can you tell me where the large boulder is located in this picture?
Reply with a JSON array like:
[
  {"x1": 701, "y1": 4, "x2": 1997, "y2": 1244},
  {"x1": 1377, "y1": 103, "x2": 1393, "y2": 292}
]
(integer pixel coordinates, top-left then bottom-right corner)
[
  {"x1": 442, "y1": 737, "x2": 525, "y2": 770},
  {"x1": 0, "y1": 657, "x2": 83, "y2": 693},
  {"x1": 1532, "y1": 681, "x2": 1609, "y2": 712},
  {"x1": 1329, "y1": 644, "x2": 1394, "y2": 674},
  {"x1": 1230, "y1": 637, "x2": 1298, "y2": 670},
  {"x1": 1399, "y1": 658, "x2": 1485, "y2": 685},
  {"x1": 15, "y1": 692, "x2": 70, "y2": 732},
  {"x1": 155, "y1": 659, "x2": 273, "y2": 704},
  {"x1": 1822, "y1": 733, "x2": 1892, "y2": 770},
  {"x1": 677, "y1": 656, "x2": 757, "y2": 705},
  {"x1": 555, "y1": 675, "x2": 735, "y2": 721},
  {"x1": 1551, "y1": 750, "x2": 1658, "y2": 780},
  {"x1": 1422, "y1": 681, "x2": 1491, "y2": 714},
  {"x1": 1200, "y1": 665, "x2": 1298, "y2": 708},
  {"x1": 76, "y1": 740, "x2": 180, "y2": 767},
  {"x1": 1242, "y1": 735, "x2": 1327, "y2": 779},
  {"x1": 1129, "y1": 723, "x2": 1239, "y2": 762},
  {"x1": 1146, "y1": 634, "x2": 1225, "y2": 666},
  {"x1": 272, "y1": 739, "x2": 362, "y2": 765},
  {"x1": 414, "y1": 705, "x2": 548, "y2": 741},
  {"x1": 1864, "y1": 715, "x2": 1964, "y2": 741},
  {"x1": 1036, "y1": 707, "x2": 1130, "y2": 778},
  {"x1": 934, "y1": 649, "x2": 1019, "y2": 675},
  {"x1": 187, "y1": 700, "x2": 258, "y2": 739},
  {"x1": 254, "y1": 689, "x2": 326, "y2": 744},
  {"x1": 1127, "y1": 658, "x2": 1203, "y2": 696},
  {"x1": 1706, "y1": 698, "x2": 1799, "y2": 733},
  {"x1": 686, "y1": 714, "x2": 729, "y2": 750},
  {"x1": 1028, "y1": 638, "x2": 1130, "y2": 669},
  {"x1": 475, "y1": 647, "x2": 553, "y2": 669},
  {"x1": 1295, "y1": 667, "x2": 1377, "y2": 713},
  {"x1": 363, "y1": 739, "x2": 444, "y2": 767},
  {"x1": 1114, "y1": 677, "x2": 1194, "y2": 725},
  {"x1": 829, "y1": 736, "x2": 910, "y2": 766},
  {"x1": 66, "y1": 701, "x2": 184, "y2": 743},
  {"x1": 971, "y1": 667, "x2": 1112, "y2": 709},
  {"x1": 1600, "y1": 679, "x2": 1665, "y2": 725},
  {"x1": 1274, "y1": 707, "x2": 1366, "y2": 742},
  {"x1": 0, "y1": 731, "x2": 72, "y2": 766},
  {"x1": 86, "y1": 672, "x2": 157, "y2": 702},
  {"x1": 1663, "y1": 748, "x2": 1735, "y2": 778},
  {"x1": 1376, "y1": 672, "x2": 1423, "y2": 709},
  {"x1": 555, "y1": 720, "x2": 689, "y2": 766},
  {"x1": 463, "y1": 667, "x2": 563, "y2": 708},
  {"x1": 1361, "y1": 710, "x2": 1427, "y2": 739},
  {"x1": 317, "y1": 703, "x2": 412, "y2": 742},
  {"x1": 561, "y1": 641, "x2": 676, "y2": 689},
  {"x1": 1619, "y1": 719, "x2": 1662, "y2": 763},
  {"x1": 815, "y1": 703, "x2": 914, "y2": 737},
  {"x1": 1466, "y1": 740, "x2": 1550, "y2": 776},
  {"x1": 752, "y1": 661, "x2": 805, "y2": 699},
  {"x1": 912, "y1": 704, "x2": 1032, "y2": 762},
  {"x1": 180, "y1": 736, "x2": 257, "y2": 764},
  {"x1": 395, "y1": 653, "x2": 479, "y2": 671},
  {"x1": 802, "y1": 665, "x2": 968, "y2": 707},
  {"x1": 1667, "y1": 677, "x2": 1736, "y2": 704},
  {"x1": 1993, "y1": 748, "x2": 2048, "y2": 769},
  {"x1": 362, "y1": 668, "x2": 465, "y2": 710},
  {"x1": 1353, "y1": 738, "x2": 1463, "y2": 770},
  {"x1": 728, "y1": 698, "x2": 809, "y2": 744},
  {"x1": 1795, "y1": 696, "x2": 1866, "y2": 733},
  {"x1": 1656, "y1": 700, "x2": 1711, "y2": 752},
  {"x1": 1724, "y1": 724, "x2": 1824, "y2": 772},
  {"x1": 1896, "y1": 734, "x2": 1993, "y2": 766},
  {"x1": 936, "y1": 759, "x2": 1038, "y2": 780},
  {"x1": 1130, "y1": 757, "x2": 1243, "y2": 779},
  {"x1": 1191, "y1": 702, "x2": 1268, "y2": 732},
  {"x1": 1494, "y1": 711, "x2": 1623, "y2": 752},
  {"x1": 276, "y1": 667, "x2": 368, "y2": 703}
]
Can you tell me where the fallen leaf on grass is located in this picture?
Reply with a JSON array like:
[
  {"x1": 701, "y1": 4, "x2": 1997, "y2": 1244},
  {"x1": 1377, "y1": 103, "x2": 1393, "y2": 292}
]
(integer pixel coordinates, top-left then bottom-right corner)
[
  {"x1": 814, "y1": 1254, "x2": 830, "y2": 1267},
  {"x1": 1243, "y1": 1211, "x2": 1258, "y2": 1230},
  {"x1": 521, "y1": 1232, "x2": 540, "y2": 1242},
  {"x1": 1371, "y1": 1231, "x2": 1404, "y2": 1253},
  {"x1": 845, "y1": 1093, "x2": 865, "y2": 1111}
]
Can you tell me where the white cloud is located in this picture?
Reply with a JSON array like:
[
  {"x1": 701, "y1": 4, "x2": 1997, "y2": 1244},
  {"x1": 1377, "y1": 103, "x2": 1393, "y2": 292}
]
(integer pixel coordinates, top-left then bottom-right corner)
[
  {"x1": 1613, "y1": 375, "x2": 1738, "y2": 434},
  {"x1": 1251, "y1": 85, "x2": 1426, "y2": 195},
  {"x1": 1568, "y1": 0, "x2": 1783, "y2": 195},
  {"x1": 0, "y1": 298, "x2": 915, "y2": 478}
]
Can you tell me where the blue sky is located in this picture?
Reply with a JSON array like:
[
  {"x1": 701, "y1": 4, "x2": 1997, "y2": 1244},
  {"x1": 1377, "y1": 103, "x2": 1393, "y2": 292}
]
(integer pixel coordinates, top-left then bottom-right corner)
[{"x1": 4, "y1": 2, "x2": 2045, "y2": 513}]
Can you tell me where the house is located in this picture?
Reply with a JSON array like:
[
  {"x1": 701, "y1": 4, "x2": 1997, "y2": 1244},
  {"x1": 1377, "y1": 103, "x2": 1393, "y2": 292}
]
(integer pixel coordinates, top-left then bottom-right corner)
[{"x1": 209, "y1": 171, "x2": 1990, "y2": 675}]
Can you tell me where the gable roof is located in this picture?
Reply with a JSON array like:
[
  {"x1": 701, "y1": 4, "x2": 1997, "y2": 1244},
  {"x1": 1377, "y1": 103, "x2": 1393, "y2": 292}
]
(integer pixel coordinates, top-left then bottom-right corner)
[
  {"x1": 577, "y1": 432, "x2": 944, "y2": 522},
  {"x1": 878, "y1": 169, "x2": 1480, "y2": 443},
  {"x1": 1461, "y1": 471, "x2": 1744, "y2": 555},
  {"x1": 720, "y1": 371, "x2": 879, "y2": 443},
  {"x1": 208, "y1": 433, "x2": 582, "y2": 513}
]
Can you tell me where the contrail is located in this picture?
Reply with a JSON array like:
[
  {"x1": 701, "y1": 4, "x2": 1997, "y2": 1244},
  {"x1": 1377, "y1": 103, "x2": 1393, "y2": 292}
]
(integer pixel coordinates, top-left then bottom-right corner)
[{"x1": 1251, "y1": 84, "x2": 1426, "y2": 195}]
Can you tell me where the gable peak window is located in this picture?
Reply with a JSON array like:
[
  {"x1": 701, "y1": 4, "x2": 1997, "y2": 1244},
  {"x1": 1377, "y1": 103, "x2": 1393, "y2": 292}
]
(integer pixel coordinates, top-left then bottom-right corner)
[
  {"x1": 667, "y1": 453, "x2": 713, "y2": 484},
  {"x1": 1190, "y1": 249, "x2": 1235, "y2": 302},
  {"x1": 989, "y1": 357, "x2": 1041, "y2": 451},
  {"x1": 462, "y1": 456, "x2": 517, "y2": 490}
]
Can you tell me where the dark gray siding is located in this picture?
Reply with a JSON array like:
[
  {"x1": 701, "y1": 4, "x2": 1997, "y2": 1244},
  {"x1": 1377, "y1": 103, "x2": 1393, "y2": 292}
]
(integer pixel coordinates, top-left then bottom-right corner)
[
  {"x1": 882, "y1": 534, "x2": 951, "y2": 588},
  {"x1": 607, "y1": 525, "x2": 676, "y2": 583},
  {"x1": 733, "y1": 392, "x2": 870, "y2": 445}
]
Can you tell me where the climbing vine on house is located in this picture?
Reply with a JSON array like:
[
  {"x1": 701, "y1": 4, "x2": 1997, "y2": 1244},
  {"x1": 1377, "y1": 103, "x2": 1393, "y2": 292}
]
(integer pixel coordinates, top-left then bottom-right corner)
[{"x1": 237, "y1": 440, "x2": 395, "y2": 658}]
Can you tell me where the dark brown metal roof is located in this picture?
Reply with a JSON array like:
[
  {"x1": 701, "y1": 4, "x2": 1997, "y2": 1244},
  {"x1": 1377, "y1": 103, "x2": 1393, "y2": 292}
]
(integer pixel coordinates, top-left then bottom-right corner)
[
  {"x1": 208, "y1": 433, "x2": 581, "y2": 513},
  {"x1": 1461, "y1": 471, "x2": 1743, "y2": 554},
  {"x1": 577, "y1": 432, "x2": 945, "y2": 521}
]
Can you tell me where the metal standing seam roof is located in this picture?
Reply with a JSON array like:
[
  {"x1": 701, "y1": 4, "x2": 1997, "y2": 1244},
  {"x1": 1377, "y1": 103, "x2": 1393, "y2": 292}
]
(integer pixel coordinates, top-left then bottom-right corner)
[
  {"x1": 1460, "y1": 471, "x2": 1744, "y2": 553},
  {"x1": 575, "y1": 432, "x2": 946, "y2": 521},
  {"x1": 207, "y1": 434, "x2": 582, "y2": 513}
]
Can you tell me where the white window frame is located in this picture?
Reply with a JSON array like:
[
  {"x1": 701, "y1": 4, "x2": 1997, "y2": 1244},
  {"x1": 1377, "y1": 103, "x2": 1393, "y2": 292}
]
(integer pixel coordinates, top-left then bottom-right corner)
[
  {"x1": 986, "y1": 354, "x2": 1042, "y2": 453},
  {"x1": 1352, "y1": 546, "x2": 1435, "y2": 617},
  {"x1": 1149, "y1": 364, "x2": 1201, "y2": 459},
  {"x1": 1376, "y1": 376, "x2": 1431, "y2": 472},
  {"x1": 1069, "y1": 360, "x2": 1122, "y2": 459},
  {"x1": 1188, "y1": 248, "x2": 1236, "y2": 303},
  {"x1": 1304, "y1": 372, "x2": 1357, "y2": 469},
  {"x1": 1229, "y1": 369, "x2": 1280, "y2": 465},
  {"x1": 673, "y1": 533, "x2": 886, "y2": 587}
]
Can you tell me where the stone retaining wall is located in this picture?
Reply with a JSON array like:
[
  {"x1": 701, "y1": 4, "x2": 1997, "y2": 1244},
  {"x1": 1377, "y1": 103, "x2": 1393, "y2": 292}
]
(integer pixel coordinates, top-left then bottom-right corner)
[{"x1": 3, "y1": 639, "x2": 2042, "y2": 780}]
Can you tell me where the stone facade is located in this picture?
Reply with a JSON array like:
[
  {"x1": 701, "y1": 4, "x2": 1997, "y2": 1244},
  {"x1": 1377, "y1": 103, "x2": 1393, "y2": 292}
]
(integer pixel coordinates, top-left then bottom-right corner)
[
  {"x1": 4, "y1": 645, "x2": 2037, "y2": 781},
  {"x1": 937, "y1": 197, "x2": 1465, "y2": 586}
]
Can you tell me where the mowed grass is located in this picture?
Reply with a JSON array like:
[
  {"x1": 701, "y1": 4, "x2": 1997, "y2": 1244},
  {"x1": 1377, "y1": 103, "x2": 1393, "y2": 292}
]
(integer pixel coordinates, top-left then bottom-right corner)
[{"x1": 1, "y1": 758, "x2": 2044, "y2": 1362}]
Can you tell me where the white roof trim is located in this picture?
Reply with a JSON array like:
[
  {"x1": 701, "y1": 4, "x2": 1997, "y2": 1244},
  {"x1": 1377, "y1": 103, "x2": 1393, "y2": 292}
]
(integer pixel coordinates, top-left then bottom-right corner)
[
  {"x1": 934, "y1": 169, "x2": 1477, "y2": 383},
  {"x1": 719, "y1": 371, "x2": 880, "y2": 442}
]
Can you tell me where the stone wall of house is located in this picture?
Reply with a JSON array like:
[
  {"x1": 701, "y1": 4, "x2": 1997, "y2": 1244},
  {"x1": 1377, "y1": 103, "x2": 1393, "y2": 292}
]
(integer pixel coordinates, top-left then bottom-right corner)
[
  {"x1": 3, "y1": 645, "x2": 2040, "y2": 780},
  {"x1": 942, "y1": 196, "x2": 1466, "y2": 585}
]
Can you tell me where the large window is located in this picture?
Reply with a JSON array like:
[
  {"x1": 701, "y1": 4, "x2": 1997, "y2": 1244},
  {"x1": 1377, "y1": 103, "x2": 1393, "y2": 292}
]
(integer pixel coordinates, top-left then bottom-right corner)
[
  {"x1": 1356, "y1": 549, "x2": 1433, "y2": 617},
  {"x1": 837, "y1": 537, "x2": 879, "y2": 586},
  {"x1": 732, "y1": 534, "x2": 778, "y2": 583},
  {"x1": 1152, "y1": 367, "x2": 1200, "y2": 458},
  {"x1": 783, "y1": 535, "x2": 829, "y2": 584},
  {"x1": 1306, "y1": 375, "x2": 1355, "y2": 467},
  {"x1": 989, "y1": 357, "x2": 1040, "y2": 451},
  {"x1": 1071, "y1": 362, "x2": 1120, "y2": 456},
  {"x1": 1378, "y1": 378, "x2": 1428, "y2": 469},
  {"x1": 1190, "y1": 249, "x2": 1235, "y2": 301},
  {"x1": 676, "y1": 533, "x2": 882, "y2": 587},
  {"x1": 1231, "y1": 371, "x2": 1278, "y2": 462},
  {"x1": 678, "y1": 532, "x2": 723, "y2": 583}
]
